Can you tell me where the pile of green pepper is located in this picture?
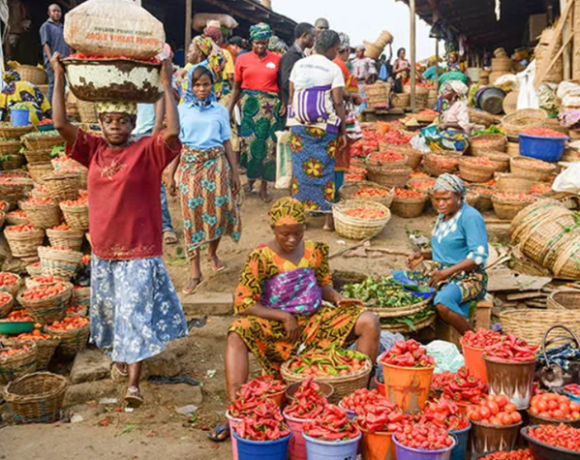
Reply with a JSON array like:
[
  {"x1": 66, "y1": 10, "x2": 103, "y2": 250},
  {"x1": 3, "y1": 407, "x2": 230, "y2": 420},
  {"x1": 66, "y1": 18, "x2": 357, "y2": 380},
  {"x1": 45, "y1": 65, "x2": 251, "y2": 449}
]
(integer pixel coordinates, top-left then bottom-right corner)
[{"x1": 342, "y1": 277, "x2": 425, "y2": 309}]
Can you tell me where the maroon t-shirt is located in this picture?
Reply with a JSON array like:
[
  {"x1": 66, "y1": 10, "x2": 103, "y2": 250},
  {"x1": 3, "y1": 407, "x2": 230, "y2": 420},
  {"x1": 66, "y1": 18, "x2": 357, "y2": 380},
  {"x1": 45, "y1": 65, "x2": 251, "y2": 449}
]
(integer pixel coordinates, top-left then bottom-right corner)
[{"x1": 66, "y1": 130, "x2": 181, "y2": 260}]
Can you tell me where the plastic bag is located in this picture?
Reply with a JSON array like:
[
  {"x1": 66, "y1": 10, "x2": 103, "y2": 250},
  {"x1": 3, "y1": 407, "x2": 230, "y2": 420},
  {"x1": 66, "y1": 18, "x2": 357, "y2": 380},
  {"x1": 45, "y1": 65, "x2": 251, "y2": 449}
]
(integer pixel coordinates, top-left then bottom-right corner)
[
  {"x1": 426, "y1": 340, "x2": 465, "y2": 374},
  {"x1": 552, "y1": 161, "x2": 580, "y2": 193},
  {"x1": 275, "y1": 131, "x2": 293, "y2": 190},
  {"x1": 515, "y1": 61, "x2": 539, "y2": 110}
]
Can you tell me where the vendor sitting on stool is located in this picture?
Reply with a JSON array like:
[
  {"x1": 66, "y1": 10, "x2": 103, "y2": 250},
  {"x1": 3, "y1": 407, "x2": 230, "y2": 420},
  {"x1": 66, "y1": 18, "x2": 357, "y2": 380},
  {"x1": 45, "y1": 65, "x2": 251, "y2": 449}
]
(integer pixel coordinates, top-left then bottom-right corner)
[{"x1": 394, "y1": 174, "x2": 488, "y2": 335}]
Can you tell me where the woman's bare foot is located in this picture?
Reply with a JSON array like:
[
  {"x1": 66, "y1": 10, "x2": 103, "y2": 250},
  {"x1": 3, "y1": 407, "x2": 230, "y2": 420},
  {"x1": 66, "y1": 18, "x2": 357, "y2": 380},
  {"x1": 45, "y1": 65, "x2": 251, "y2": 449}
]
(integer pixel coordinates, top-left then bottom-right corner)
[
  {"x1": 183, "y1": 277, "x2": 204, "y2": 295},
  {"x1": 323, "y1": 214, "x2": 334, "y2": 231},
  {"x1": 208, "y1": 255, "x2": 225, "y2": 273}
]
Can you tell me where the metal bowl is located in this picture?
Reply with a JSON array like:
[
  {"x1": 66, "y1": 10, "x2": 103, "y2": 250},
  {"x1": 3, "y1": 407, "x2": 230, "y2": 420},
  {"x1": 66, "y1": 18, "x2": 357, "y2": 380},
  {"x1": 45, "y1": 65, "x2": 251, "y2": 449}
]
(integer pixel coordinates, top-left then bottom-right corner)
[{"x1": 521, "y1": 425, "x2": 580, "y2": 460}]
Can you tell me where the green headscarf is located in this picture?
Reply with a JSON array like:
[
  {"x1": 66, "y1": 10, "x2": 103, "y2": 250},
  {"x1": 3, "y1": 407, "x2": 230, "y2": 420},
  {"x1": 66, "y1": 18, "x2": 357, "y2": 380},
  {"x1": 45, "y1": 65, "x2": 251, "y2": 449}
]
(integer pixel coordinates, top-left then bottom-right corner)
[{"x1": 250, "y1": 23, "x2": 272, "y2": 41}]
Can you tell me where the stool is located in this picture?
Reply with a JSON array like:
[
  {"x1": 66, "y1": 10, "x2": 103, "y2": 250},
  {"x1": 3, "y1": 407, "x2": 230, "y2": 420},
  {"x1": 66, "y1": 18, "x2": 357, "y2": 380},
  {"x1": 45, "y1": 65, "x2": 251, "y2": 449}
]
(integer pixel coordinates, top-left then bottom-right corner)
[{"x1": 435, "y1": 296, "x2": 494, "y2": 347}]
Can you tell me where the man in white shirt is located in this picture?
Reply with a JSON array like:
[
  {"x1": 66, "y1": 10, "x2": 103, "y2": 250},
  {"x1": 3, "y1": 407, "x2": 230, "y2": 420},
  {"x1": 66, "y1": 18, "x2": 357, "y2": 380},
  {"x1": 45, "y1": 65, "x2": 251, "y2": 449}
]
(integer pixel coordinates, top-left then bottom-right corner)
[{"x1": 351, "y1": 45, "x2": 377, "y2": 85}]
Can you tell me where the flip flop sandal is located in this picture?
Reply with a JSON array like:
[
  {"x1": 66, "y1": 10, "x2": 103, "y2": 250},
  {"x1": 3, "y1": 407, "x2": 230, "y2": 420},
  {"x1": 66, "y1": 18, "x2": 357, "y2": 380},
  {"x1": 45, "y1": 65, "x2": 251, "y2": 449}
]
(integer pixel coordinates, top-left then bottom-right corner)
[
  {"x1": 207, "y1": 423, "x2": 230, "y2": 442},
  {"x1": 163, "y1": 231, "x2": 178, "y2": 245},
  {"x1": 182, "y1": 277, "x2": 204, "y2": 295},
  {"x1": 111, "y1": 363, "x2": 129, "y2": 382},
  {"x1": 209, "y1": 257, "x2": 226, "y2": 273},
  {"x1": 124, "y1": 386, "x2": 144, "y2": 408}
]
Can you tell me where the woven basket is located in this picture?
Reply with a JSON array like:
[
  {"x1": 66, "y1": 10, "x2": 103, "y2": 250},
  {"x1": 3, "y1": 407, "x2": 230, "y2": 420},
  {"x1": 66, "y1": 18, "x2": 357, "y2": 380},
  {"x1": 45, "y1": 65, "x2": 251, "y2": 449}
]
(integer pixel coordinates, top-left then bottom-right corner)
[
  {"x1": 491, "y1": 57, "x2": 512, "y2": 72},
  {"x1": 552, "y1": 237, "x2": 580, "y2": 279},
  {"x1": 496, "y1": 174, "x2": 534, "y2": 194},
  {"x1": 0, "y1": 124, "x2": 34, "y2": 139},
  {"x1": 4, "y1": 227, "x2": 45, "y2": 258},
  {"x1": 0, "y1": 342, "x2": 37, "y2": 385},
  {"x1": 407, "y1": 177, "x2": 436, "y2": 193},
  {"x1": 492, "y1": 195, "x2": 536, "y2": 221},
  {"x1": 501, "y1": 109, "x2": 547, "y2": 137},
  {"x1": 459, "y1": 159, "x2": 496, "y2": 183},
  {"x1": 4, "y1": 372, "x2": 68, "y2": 424},
  {"x1": 465, "y1": 186, "x2": 492, "y2": 212},
  {"x1": 510, "y1": 157, "x2": 556, "y2": 182},
  {"x1": 5, "y1": 212, "x2": 29, "y2": 226},
  {"x1": 0, "y1": 293, "x2": 14, "y2": 318},
  {"x1": 15, "y1": 65, "x2": 47, "y2": 85},
  {"x1": 0, "y1": 273, "x2": 22, "y2": 297},
  {"x1": 544, "y1": 118, "x2": 569, "y2": 135},
  {"x1": 547, "y1": 291, "x2": 580, "y2": 310},
  {"x1": 22, "y1": 134, "x2": 64, "y2": 151},
  {"x1": 43, "y1": 173, "x2": 81, "y2": 202},
  {"x1": 506, "y1": 142, "x2": 520, "y2": 157},
  {"x1": 48, "y1": 323, "x2": 90, "y2": 357},
  {"x1": 338, "y1": 182, "x2": 394, "y2": 208},
  {"x1": 0, "y1": 140, "x2": 23, "y2": 155},
  {"x1": 366, "y1": 154, "x2": 408, "y2": 169},
  {"x1": 366, "y1": 296, "x2": 433, "y2": 318},
  {"x1": 24, "y1": 149, "x2": 52, "y2": 165},
  {"x1": 365, "y1": 83, "x2": 390, "y2": 107},
  {"x1": 384, "y1": 145, "x2": 424, "y2": 170},
  {"x1": 391, "y1": 193, "x2": 428, "y2": 218},
  {"x1": 72, "y1": 287, "x2": 91, "y2": 308},
  {"x1": 46, "y1": 228, "x2": 84, "y2": 251},
  {"x1": 280, "y1": 356, "x2": 372, "y2": 403},
  {"x1": 500, "y1": 309, "x2": 580, "y2": 345},
  {"x1": 2, "y1": 337, "x2": 60, "y2": 370},
  {"x1": 476, "y1": 150, "x2": 510, "y2": 173},
  {"x1": 367, "y1": 166, "x2": 411, "y2": 188},
  {"x1": 26, "y1": 263, "x2": 42, "y2": 277},
  {"x1": 468, "y1": 108, "x2": 501, "y2": 127},
  {"x1": 424, "y1": 154, "x2": 459, "y2": 176},
  {"x1": 380, "y1": 312, "x2": 437, "y2": 333},
  {"x1": 0, "y1": 154, "x2": 24, "y2": 171},
  {"x1": 59, "y1": 202, "x2": 89, "y2": 231},
  {"x1": 17, "y1": 282, "x2": 73, "y2": 325},
  {"x1": 392, "y1": 93, "x2": 410, "y2": 109},
  {"x1": 470, "y1": 134, "x2": 507, "y2": 154},
  {"x1": 510, "y1": 200, "x2": 568, "y2": 245},
  {"x1": 333, "y1": 200, "x2": 391, "y2": 240},
  {"x1": 27, "y1": 163, "x2": 54, "y2": 183},
  {"x1": 18, "y1": 201, "x2": 61, "y2": 229},
  {"x1": 38, "y1": 247, "x2": 82, "y2": 280}
]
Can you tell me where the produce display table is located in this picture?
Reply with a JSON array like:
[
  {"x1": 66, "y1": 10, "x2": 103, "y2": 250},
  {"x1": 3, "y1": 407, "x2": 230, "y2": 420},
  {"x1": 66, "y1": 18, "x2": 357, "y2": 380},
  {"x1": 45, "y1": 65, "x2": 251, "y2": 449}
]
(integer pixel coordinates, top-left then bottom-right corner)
[{"x1": 361, "y1": 108, "x2": 407, "y2": 122}]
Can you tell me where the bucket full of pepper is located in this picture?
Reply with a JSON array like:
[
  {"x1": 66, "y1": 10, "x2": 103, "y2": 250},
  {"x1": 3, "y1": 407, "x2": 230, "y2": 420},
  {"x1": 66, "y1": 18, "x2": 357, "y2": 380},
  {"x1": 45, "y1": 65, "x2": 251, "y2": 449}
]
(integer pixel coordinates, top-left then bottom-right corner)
[
  {"x1": 380, "y1": 340, "x2": 436, "y2": 413},
  {"x1": 460, "y1": 329, "x2": 502, "y2": 385}
]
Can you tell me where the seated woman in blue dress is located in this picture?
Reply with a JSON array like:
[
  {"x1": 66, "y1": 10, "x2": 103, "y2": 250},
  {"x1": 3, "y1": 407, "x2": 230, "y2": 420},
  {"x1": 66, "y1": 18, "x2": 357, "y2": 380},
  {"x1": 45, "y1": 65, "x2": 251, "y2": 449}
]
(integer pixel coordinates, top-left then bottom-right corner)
[{"x1": 394, "y1": 174, "x2": 488, "y2": 334}]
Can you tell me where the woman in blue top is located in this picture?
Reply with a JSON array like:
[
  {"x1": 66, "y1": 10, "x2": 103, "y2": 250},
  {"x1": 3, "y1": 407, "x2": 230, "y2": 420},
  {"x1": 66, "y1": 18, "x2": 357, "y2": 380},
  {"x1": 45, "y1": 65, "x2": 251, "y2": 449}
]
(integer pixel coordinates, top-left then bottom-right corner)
[
  {"x1": 396, "y1": 174, "x2": 488, "y2": 334},
  {"x1": 169, "y1": 66, "x2": 242, "y2": 295}
]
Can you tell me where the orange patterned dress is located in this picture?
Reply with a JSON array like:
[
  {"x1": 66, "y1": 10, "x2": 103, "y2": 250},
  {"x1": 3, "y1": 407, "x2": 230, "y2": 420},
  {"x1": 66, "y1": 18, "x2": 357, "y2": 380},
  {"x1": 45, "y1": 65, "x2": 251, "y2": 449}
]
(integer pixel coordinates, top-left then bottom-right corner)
[{"x1": 229, "y1": 240, "x2": 364, "y2": 376}]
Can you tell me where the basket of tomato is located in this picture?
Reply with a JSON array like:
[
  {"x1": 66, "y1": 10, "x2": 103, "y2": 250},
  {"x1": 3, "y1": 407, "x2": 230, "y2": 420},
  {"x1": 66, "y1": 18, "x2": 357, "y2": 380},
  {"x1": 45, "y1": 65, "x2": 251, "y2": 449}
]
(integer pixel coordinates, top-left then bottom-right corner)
[
  {"x1": 491, "y1": 192, "x2": 537, "y2": 221},
  {"x1": 459, "y1": 157, "x2": 497, "y2": 183},
  {"x1": 339, "y1": 181, "x2": 394, "y2": 208},
  {"x1": 0, "y1": 177, "x2": 34, "y2": 203},
  {"x1": 47, "y1": 222, "x2": 85, "y2": 251},
  {"x1": 0, "y1": 291, "x2": 14, "y2": 319},
  {"x1": 6, "y1": 209, "x2": 29, "y2": 226},
  {"x1": 46, "y1": 315, "x2": 90, "y2": 357},
  {"x1": 4, "y1": 224, "x2": 45, "y2": 258},
  {"x1": 391, "y1": 188, "x2": 428, "y2": 218},
  {"x1": 18, "y1": 197, "x2": 61, "y2": 230},
  {"x1": 60, "y1": 194, "x2": 89, "y2": 231},
  {"x1": 333, "y1": 200, "x2": 391, "y2": 240},
  {"x1": 366, "y1": 151, "x2": 408, "y2": 169},
  {"x1": 0, "y1": 272, "x2": 22, "y2": 297},
  {"x1": 367, "y1": 164, "x2": 412, "y2": 189},
  {"x1": 72, "y1": 286, "x2": 91, "y2": 308},
  {"x1": 2, "y1": 330, "x2": 60, "y2": 370},
  {"x1": 38, "y1": 246, "x2": 83, "y2": 280},
  {"x1": 17, "y1": 282, "x2": 73, "y2": 325},
  {"x1": 424, "y1": 153, "x2": 460, "y2": 177},
  {"x1": 0, "y1": 341, "x2": 37, "y2": 384},
  {"x1": 527, "y1": 393, "x2": 580, "y2": 428},
  {"x1": 26, "y1": 261, "x2": 42, "y2": 278}
]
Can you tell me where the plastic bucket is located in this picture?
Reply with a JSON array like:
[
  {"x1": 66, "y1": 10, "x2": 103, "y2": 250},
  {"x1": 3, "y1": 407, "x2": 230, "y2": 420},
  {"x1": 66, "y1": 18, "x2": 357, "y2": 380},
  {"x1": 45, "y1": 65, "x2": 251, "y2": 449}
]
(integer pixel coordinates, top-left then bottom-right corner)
[
  {"x1": 519, "y1": 133, "x2": 568, "y2": 162},
  {"x1": 392, "y1": 435, "x2": 455, "y2": 460},
  {"x1": 227, "y1": 411, "x2": 243, "y2": 460},
  {"x1": 303, "y1": 431, "x2": 362, "y2": 460},
  {"x1": 462, "y1": 343, "x2": 487, "y2": 384},
  {"x1": 374, "y1": 376, "x2": 385, "y2": 397},
  {"x1": 233, "y1": 431, "x2": 292, "y2": 460},
  {"x1": 450, "y1": 424, "x2": 471, "y2": 460},
  {"x1": 265, "y1": 389, "x2": 286, "y2": 408},
  {"x1": 484, "y1": 357, "x2": 536, "y2": 410},
  {"x1": 360, "y1": 428, "x2": 397, "y2": 460},
  {"x1": 470, "y1": 420, "x2": 521, "y2": 455},
  {"x1": 285, "y1": 381, "x2": 334, "y2": 402},
  {"x1": 382, "y1": 360, "x2": 434, "y2": 413},
  {"x1": 338, "y1": 401, "x2": 357, "y2": 420},
  {"x1": 284, "y1": 410, "x2": 312, "y2": 460},
  {"x1": 11, "y1": 109, "x2": 29, "y2": 127}
]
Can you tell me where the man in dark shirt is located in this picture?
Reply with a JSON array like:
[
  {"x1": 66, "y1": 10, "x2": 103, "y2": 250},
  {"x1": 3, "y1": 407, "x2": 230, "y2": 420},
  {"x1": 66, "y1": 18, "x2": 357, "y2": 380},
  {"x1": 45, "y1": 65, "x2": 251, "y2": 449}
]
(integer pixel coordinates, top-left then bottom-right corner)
[
  {"x1": 278, "y1": 23, "x2": 315, "y2": 108},
  {"x1": 40, "y1": 4, "x2": 69, "y2": 103}
]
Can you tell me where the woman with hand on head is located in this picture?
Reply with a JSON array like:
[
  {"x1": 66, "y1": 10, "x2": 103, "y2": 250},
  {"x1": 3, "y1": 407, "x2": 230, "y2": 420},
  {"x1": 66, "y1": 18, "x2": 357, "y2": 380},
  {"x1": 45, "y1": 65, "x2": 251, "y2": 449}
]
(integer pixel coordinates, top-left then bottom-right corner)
[{"x1": 50, "y1": 53, "x2": 188, "y2": 407}]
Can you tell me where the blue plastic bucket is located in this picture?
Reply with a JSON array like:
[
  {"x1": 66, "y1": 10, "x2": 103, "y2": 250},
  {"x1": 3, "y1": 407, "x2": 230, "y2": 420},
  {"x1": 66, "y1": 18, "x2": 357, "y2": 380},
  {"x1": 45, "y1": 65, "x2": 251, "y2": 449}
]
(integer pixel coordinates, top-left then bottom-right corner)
[
  {"x1": 393, "y1": 435, "x2": 456, "y2": 460},
  {"x1": 450, "y1": 424, "x2": 471, "y2": 460},
  {"x1": 11, "y1": 109, "x2": 29, "y2": 127},
  {"x1": 518, "y1": 133, "x2": 569, "y2": 162},
  {"x1": 303, "y1": 431, "x2": 362, "y2": 460},
  {"x1": 338, "y1": 401, "x2": 356, "y2": 420},
  {"x1": 233, "y1": 431, "x2": 292, "y2": 460}
]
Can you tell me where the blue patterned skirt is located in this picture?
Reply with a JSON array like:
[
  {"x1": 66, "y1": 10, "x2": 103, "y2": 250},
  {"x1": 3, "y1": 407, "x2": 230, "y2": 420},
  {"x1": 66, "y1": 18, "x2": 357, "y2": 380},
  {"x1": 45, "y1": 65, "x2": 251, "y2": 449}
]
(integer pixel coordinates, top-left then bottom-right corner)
[{"x1": 90, "y1": 255, "x2": 188, "y2": 364}]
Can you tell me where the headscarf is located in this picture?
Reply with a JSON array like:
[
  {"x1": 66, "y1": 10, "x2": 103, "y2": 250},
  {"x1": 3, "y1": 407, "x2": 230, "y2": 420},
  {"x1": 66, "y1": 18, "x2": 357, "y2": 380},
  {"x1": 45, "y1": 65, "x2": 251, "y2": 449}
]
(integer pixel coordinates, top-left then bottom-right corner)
[
  {"x1": 4, "y1": 70, "x2": 20, "y2": 84},
  {"x1": 192, "y1": 36, "x2": 213, "y2": 58},
  {"x1": 183, "y1": 63, "x2": 217, "y2": 107},
  {"x1": 191, "y1": 35, "x2": 226, "y2": 91},
  {"x1": 338, "y1": 32, "x2": 350, "y2": 51},
  {"x1": 203, "y1": 25, "x2": 223, "y2": 43},
  {"x1": 96, "y1": 102, "x2": 137, "y2": 116},
  {"x1": 250, "y1": 23, "x2": 272, "y2": 41},
  {"x1": 447, "y1": 80, "x2": 468, "y2": 98},
  {"x1": 269, "y1": 35, "x2": 288, "y2": 54},
  {"x1": 269, "y1": 197, "x2": 306, "y2": 227},
  {"x1": 434, "y1": 173, "x2": 466, "y2": 198}
]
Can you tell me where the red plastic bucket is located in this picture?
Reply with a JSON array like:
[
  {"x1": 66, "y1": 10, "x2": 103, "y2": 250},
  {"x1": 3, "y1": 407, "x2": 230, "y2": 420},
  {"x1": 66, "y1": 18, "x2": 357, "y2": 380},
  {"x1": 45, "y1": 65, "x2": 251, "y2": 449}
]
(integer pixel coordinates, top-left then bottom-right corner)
[
  {"x1": 382, "y1": 359, "x2": 434, "y2": 413},
  {"x1": 283, "y1": 410, "x2": 312, "y2": 460},
  {"x1": 374, "y1": 376, "x2": 385, "y2": 397},
  {"x1": 360, "y1": 428, "x2": 397, "y2": 460},
  {"x1": 227, "y1": 411, "x2": 243, "y2": 460},
  {"x1": 462, "y1": 343, "x2": 487, "y2": 384}
]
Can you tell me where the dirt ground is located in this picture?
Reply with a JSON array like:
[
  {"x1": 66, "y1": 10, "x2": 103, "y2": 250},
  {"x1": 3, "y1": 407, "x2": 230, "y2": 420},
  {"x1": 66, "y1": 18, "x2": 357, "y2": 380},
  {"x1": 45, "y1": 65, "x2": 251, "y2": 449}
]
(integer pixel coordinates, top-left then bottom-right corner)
[{"x1": 1, "y1": 188, "x2": 439, "y2": 460}]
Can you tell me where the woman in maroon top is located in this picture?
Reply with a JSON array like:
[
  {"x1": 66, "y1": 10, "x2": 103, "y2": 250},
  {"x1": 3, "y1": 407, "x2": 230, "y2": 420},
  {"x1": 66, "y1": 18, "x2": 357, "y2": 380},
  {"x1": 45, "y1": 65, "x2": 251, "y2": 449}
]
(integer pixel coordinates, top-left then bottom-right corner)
[
  {"x1": 51, "y1": 54, "x2": 188, "y2": 407},
  {"x1": 228, "y1": 23, "x2": 285, "y2": 203}
]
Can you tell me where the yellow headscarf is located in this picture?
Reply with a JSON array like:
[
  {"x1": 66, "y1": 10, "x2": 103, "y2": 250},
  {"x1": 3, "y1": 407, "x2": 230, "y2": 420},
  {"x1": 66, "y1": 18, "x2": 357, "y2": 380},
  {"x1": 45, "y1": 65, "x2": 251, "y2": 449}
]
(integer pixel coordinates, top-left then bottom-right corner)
[{"x1": 269, "y1": 197, "x2": 306, "y2": 227}]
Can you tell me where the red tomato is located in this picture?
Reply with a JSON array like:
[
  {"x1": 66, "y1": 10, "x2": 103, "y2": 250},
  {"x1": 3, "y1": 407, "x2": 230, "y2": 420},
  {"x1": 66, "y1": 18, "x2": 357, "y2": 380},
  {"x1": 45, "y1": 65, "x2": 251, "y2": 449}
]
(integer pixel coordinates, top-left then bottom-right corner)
[
  {"x1": 487, "y1": 401, "x2": 500, "y2": 416},
  {"x1": 505, "y1": 403, "x2": 517, "y2": 414},
  {"x1": 495, "y1": 395, "x2": 508, "y2": 408},
  {"x1": 510, "y1": 412, "x2": 522, "y2": 424}
]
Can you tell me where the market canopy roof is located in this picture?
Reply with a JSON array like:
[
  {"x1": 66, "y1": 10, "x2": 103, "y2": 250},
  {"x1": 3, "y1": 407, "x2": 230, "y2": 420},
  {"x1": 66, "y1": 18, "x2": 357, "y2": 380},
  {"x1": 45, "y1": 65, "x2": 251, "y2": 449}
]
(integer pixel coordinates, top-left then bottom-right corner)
[{"x1": 398, "y1": 0, "x2": 549, "y2": 51}]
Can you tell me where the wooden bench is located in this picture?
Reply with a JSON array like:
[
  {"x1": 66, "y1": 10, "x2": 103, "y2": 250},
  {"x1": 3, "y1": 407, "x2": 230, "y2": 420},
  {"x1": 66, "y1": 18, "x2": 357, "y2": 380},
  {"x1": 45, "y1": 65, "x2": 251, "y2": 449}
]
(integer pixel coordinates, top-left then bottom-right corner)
[{"x1": 435, "y1": 296, "x2": 493, "y2": 348}]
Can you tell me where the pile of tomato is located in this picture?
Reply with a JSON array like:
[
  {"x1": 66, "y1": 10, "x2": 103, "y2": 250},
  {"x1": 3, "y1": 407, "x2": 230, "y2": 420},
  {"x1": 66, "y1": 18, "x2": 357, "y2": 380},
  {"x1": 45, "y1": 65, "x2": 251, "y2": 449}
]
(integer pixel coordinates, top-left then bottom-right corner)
[
  {"x1": 493, "y1": 192, "x2": 536, "y2": 203},
  {"x1": 5, "y1": 223, "x2": 35, "y2": 233},
  {"x1": 353, "y1": 187, "x2": 390, "y2": 198},
  {"x1": 527, "y1": 424, "x2": 580, "y2": 452},
  {"x1": 462, "y1": 157, "x2": 495, "y2": 167},
  {"x1": 22, "y1": 283, "x2": 67, "y2": 301},
  {"x1": 467, "y1": 395, "x2": 522, "y2": 426},
  {"x1": 394, "y1": 188, "x2": 426, "y2": 199},
  {"x1": 66, "y1": 305, "x2": 85, "y2": 315},
  {"x1": 343, "y1": 208, "x2": 389, "y2": 220},
  {"x1": 47, "y1": 315, "x2": 89, "y2": 331},
  {"x1": 516, "y1": 158, "x2": 554, "y2": 170},
  {"x1": 52, "y1": 222, "x2": 71, "y2": 231},
  {"x1": 530, "y1": 183, "x2": 551, "y2": 195},
  {"x1": 368, "y1": 151, "x2": 406, "y2": 163},
  {"x1": 21, "y1": 197, "x2": 55, "y2": 206},
  {"x1": 529, "y1": 393, "x2": 580, "y2": 421},
  {"x1": 417, "y1": 397, "x2": 470, "y2": 432},
  {"x1": 0, "y1": 344, "x2": 30, "y2": 358},
  {"x1": 16, "y1": 330, "x2": 53, "y2": 340},
  {"x1": 408, "y1": 179, "x2": 436, "y2": 191},
  {"x1": 382, "y1": 129, "x2": 411, "y2": 145},
  {"x1": 30, "y1": 275, "x2": 65, "y2": 285},
  {"x1": 61, "y1": 195, "x2": 88, "y2": 206},
  {"x1": 285, "y1": 378, "x2": 328, "y2": 419},
  {"x1": 428, "y1": 154, "x2": 459, "y2": 169},
  {"x1": 303, "y1": 405, "x2": 360, "y2": 441},
  {"x1": 522, "y1": 127, "x2": 567, "y2": 137},
  {"x1": 234, "y1": 401, "x2": 291, "y2": 441},
  {"x1": 395, "y1": 424, "x2": 454, "y2": 451},
  {"x1": 381, "y1": 340, "x2": 436, "y2": 368},
  {"x1": 479, "y1": 450, "x2": 534, "y2": 460},
  {"x1": 0, "y1": 272, "x2": 18, "y2": 287},
  {"x1": 431, "y1": 366, "x2": 487, "y2": 404},
  {"x1": 484, "y1": 334, "x2": 538, "y2": 362},
  {"x1": 0, "y1": 292, "x2": 12, "y2": 306},
  {"x1": 410, "y1": 171, "x2": 429, "y2": 178},
  {"x1": 472, "y1": 187, "x2": 495, "y2": 196},
  {"x1": 461, "y1": 329, "x2": 502, "y2": 349},
  {"x1": 2, "y1": 309, "x2": 33, "y2": 322}
]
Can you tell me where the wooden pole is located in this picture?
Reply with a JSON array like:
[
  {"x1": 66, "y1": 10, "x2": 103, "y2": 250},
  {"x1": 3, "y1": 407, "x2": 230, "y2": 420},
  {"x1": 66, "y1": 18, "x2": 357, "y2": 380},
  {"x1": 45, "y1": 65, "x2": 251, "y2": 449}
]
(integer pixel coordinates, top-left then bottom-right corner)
[
  {"x1": 435, "y1": 40, "x2": 440, "y2": 91},
  {"x1": 561, "y1": 0, "x2": 571, "y2": 80},
  {"x1": 185, "y1": 0, "x2": 192, "y2": 53},
  {"x1": 410, "y1": 0, "x2": 416, "y2": 111}
]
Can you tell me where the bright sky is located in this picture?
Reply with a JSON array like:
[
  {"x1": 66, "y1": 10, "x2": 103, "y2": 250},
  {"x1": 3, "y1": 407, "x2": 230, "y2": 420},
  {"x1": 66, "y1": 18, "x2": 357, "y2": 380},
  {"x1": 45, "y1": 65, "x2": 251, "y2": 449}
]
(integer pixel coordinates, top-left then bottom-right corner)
[{"x1": 273, "y1": 0, "x2": 436, "y2": 61}]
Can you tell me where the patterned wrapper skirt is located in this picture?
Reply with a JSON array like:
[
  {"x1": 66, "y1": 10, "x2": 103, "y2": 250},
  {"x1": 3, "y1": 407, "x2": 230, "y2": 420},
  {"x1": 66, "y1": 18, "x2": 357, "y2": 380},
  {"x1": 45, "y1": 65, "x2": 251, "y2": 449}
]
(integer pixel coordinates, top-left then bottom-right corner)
[
  {"x1": 425, "y1": 128, "x2": 469, "y2": 153},
  {"x1": 238, "y1": 89, "x2": 283, "y2": 182},
  {"x1": 229, "y1": 304, "x2": 364, "y2": 376},
  {"x1": 178, "y1": 145, "x2": 241, "y2": 258},
  {"x1": 290, "y1": 126, "x2": 337, "y2": 213},
  {"x1": 90, "y1": 255, "x2": 188, "y2": 364},
  {"x1": 393, "y1": 260, "x2": 487, "y2": 318}
]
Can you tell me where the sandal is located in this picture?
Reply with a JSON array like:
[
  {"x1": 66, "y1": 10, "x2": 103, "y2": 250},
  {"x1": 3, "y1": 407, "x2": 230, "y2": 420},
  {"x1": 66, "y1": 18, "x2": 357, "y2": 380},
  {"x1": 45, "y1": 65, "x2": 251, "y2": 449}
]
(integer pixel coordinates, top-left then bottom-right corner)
[
  {"x1": 124, "y1": 386, "x2": 144, "y2": 408},
  {"x1": 111, "y1": 362, "x2": 129, "y2": 382},
  {"x1": 163, "y1": 231, "x2": 178, "y2": 245},
  {"x1": 208, "y1": 256, "x2": 226, "y2": 273},
  {"x1": 259, "y1": 191, "x2": 273, "y2": 204},
  {"x1": 182, "y1": 277, "x2": 204, "y2": 295},
  {"x1": 207, "y1": 422, "x2": 230, "y2": 442}
]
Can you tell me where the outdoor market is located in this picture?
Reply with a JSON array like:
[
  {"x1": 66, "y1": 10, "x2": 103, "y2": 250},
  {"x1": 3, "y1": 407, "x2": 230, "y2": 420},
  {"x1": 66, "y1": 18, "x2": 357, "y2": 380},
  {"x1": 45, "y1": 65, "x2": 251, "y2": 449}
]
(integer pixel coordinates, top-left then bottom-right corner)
[{"x1": 1, "y1": 0, "x2": 580, "y2": 459}]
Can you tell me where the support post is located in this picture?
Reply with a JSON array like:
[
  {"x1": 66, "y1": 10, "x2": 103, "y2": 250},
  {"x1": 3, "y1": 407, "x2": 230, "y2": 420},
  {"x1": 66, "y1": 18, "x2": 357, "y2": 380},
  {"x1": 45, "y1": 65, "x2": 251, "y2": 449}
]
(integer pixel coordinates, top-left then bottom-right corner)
[
  {"x1": 561, "y1": 0, "x2": 571, "y2": 80},
  {"x1": 185, "y1": 0, "x2": 192, "y2": 53},
  {"x1": 435, "y1": 40, "x2": 440, "y2": 91},
  {"x1": 410, "y1": 0, "x2": 417, "y2": 111}
]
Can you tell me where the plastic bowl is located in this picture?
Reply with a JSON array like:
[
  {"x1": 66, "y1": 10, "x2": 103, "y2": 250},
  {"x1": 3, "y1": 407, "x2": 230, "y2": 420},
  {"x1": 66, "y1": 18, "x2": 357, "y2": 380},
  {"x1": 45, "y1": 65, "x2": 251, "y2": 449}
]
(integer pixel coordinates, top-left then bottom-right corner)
[
  {"x1": 37, "y1": 123, "x2": 55, "y2": 132},
  {"x1": 527, "y1": 410, "x2": 580, "y2": 428},
  {"x1": 0, "y1": 320, "x2": 34, "y2": 335},
  {"x1": 565, "y1": 390, "x2": 580, "y2": 404},
  {"x1": 521, "y1": 425, "x2": 580, "y2": 460},
  {"x1": 391, "y1": 273, "x2": 436, "y2": 301},
  {"x1": 518, "y1": 133, "x2": 569, "y2": 162}
]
